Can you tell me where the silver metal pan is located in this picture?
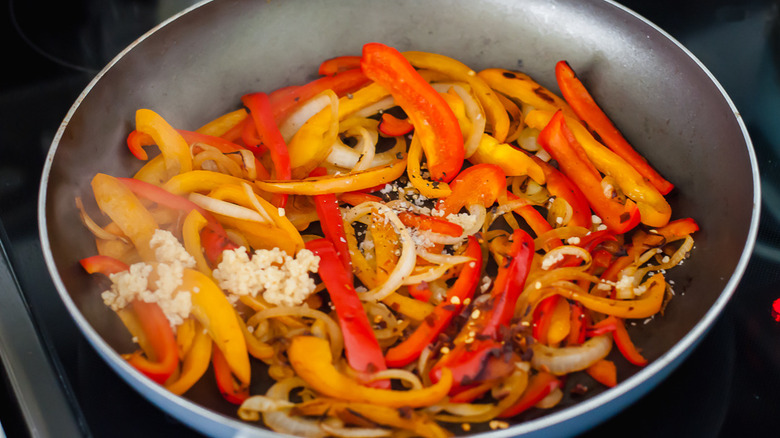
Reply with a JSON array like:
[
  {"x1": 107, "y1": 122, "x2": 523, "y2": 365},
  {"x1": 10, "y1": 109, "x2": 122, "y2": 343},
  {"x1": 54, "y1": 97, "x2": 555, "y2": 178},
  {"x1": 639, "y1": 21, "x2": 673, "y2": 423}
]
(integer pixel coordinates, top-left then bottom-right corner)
[{"x1": 38, "y1": 0, "x2": 760, "y2": 436}]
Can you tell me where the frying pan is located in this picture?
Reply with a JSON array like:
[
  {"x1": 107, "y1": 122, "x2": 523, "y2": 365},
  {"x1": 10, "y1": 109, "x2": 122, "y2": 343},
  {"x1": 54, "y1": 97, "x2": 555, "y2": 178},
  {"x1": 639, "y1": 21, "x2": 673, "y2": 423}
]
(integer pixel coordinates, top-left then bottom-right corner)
[{"x1": 38, "y1": 0, "x2": 760, "y2": 436}]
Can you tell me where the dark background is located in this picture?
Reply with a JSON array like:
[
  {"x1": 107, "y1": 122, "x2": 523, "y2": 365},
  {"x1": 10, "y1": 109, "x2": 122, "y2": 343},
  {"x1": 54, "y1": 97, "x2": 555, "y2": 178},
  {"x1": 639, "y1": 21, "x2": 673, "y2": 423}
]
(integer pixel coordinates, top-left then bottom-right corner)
[{"x1": 1, "y1": 0, "x2": 779, "y2": 436}]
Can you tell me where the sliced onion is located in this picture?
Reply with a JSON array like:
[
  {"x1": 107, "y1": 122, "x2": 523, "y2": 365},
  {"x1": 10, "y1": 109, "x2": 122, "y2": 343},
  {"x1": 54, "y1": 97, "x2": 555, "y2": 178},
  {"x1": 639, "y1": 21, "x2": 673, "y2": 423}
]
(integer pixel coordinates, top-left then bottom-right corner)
[
  {"x1": 242, "y1": 182, "x2": 275, "y2": 223},
  {"x1": 75, "y1": 197, "x2": 128, "y2": 242},
  {"x1": 633, "y1": 235, "x2": 694, "y2": 284},
  {"x1": 188, "y1": 192, "x2": 270, "y2": 223},
  {"x1": 531, "y1": 334, "x2": 612, "y2": 376},
  {"x1": 280, "y1": 91, "x2": 336, "y2": 143},
  {"x1": 246, "y1": 305, "x2": 344, "y2": 360},
  {"x1": 259, "y1": 378, "x2": 327, "y2": 438},
  {"x1": 417, "y1": 249, "x2": 474, "y2": 265},
  {"x1": 238, "y1": 149, "x2": 257, "y2": 180},
  {"x1": 534, "y1": 387, "x2": 563, "y2": 409},
  {"x1": 353, "y1": 95, "x2": 396, "y2": 118},
  {"x1": 350, "y1": 126, "x2": 377, "y2": 172},
  {"x1": 431, "y1": 83, "x2": 486, "y2": 158},
  {"x1": 192, "y1": 145, "x2": 243, "y2": 177},
  {"x1": 540, "y1": 245, "x2": 591, "y2": 270},
  {"x1": 365, "y1": 368, "x2": 424, "y2": 390},
  {"x1": 319, "y1": 422, "x2": 392, "y2": 438},
  {"x1": 238, "y1": 395, "x2": 295, "y2": 421},
  {"x1": 344, "y1": 202, "x2": 417, "y2": 302},
  {"x1": 402, "y1": 263, "x2": 454, "y2": 285}
]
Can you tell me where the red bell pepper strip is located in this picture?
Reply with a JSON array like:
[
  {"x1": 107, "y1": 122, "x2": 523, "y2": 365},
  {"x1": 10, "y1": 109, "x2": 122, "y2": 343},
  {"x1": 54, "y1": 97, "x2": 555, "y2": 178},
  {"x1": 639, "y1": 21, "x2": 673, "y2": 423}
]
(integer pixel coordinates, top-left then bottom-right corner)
[
  {"x1": 379, "y1": 113, "x2": 414, "y2": 137},
  {"x1": 269, "y1": 68, "x2": 370, "y2": 122},
  {"x1": 212, "y1": 342, "x2": 249, "y2": 404},
  {"x1": 498, "y1": 371, "x2": 561, "y2": 418},
  {"x1": 305, "y1": 238, "x2": 389, "y2": 387},
  {"x1": 241, "y1": 92, "x2": 292, "y2": 207},
  {"x1": 385, "y1": 236, "x2": 481, "y2": 367},
  {"x1": 505, "y1": 192, "x2": 554, "y2": 238},
  {"x1": 532, "y1": 295, "x2": 561, "y2": 345},
  {"x1": 656, "y1": 217, "x2": 700, "y2": 242},
  {"x1": 127, "y1": 129, "x2": 152, "y2": 160},
  {"x1": 407, "y1": 282, "x2": 433, "y2": 302},
  {"x1": 431, "y1": 338, "x2": 518, "y2": 395},
  {"x1": 241, "y1": 114, "x2": 265, "y2": 153},
  {"x1": 538, "y1": 111, "x2": 640, "y2": 234},
  {"x1": 555, "y1": 61, "x2": 674, "y2": 195},
  {"x1": 479, "y1": 228, "x2": 535, "y2": 339},
  {"x1": 338, "y1": 192, "x2": 383, "y2": 206},
  {"x1": 397, "y1": 211, "x2": 464, "y2": 237},
  {"x1": 80, "y1": 256, "x2": 180, "y2": 386},
  {"x1": 587, "y1": 316, "x2": 648, "y2": 366},
  {"x1": 124, "y1": 300, "x2": 180, "y2": 385},
  {"x1": 115, "y1": 177, "x2": 238, "y2": 265},
  {"x1": 80, "y1": 255, "x2": 130, "y2": 276},
  {"x1": 318, "y1": 55, "x2": 362, "y2": 76},
  {"x1": 437, "y1": 164, "x2": 507, "y2": 215},
  {"x1": 309, "y1": 168, "x2": 352, "y2": 274},
  {"x1": 567, "y1": 302, "x2": 588, "y2": 346},
  {"x1": 361, "y1": 43, "x2": 463, "y2": 182},
  {"x1": 531, "y1": 155, "x2": 592, "y2": 229}
]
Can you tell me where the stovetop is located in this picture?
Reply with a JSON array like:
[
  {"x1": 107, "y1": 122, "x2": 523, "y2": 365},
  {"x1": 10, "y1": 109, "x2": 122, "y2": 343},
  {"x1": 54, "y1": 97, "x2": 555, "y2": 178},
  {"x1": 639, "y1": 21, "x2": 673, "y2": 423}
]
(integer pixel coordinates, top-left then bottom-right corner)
[{"x1": 1, "y1": 0, "x2": 779, "y2": 436}]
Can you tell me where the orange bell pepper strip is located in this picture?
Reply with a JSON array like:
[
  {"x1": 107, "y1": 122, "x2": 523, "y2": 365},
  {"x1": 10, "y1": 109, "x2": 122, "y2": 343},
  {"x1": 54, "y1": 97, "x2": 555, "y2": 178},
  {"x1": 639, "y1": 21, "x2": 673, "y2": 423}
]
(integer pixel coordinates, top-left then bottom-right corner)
[
  {"x1": 403, "y1": 51, "x2": 510, "y2": 142},
  {"x1": 254, "y1": 157, "x2": 407, "y2": 195},
  {"x1": 532, "y1": 295, "x2": 561, "y2": 345},
  {"x1": 557, "y1": 273, "x2": 667, "y2": 319},
  {"x1": 135, "y1": 109, "x2": 192, "y2": 175},
  {"x1": 288, "y1": 336, "x2": 452, "y2": 408},
  {"x1": 318, "y1": 55, "x2": 362, "y2": 76},
  {"x1": 437, "y1": 163, "x2": 506, "y2": 215},
  {"x1": 468, "y1": 134, "x2": 546, "y2": 184},
  {"x1": 91, "y1": 173, "x2": 159, "y2": 262},
  {"x1": 586, "y1": 358, "x2": 618, "y2": 387},
  {"x1": 80, "y1": 254, "x2": 131, "y2": 276},
  {"x1": 385, "y1": 236, "x2": 481, "y2": 367},
  {"x1": 555, "y1": 61, "x2": 674, "y2": 195},
  {"x1": 379, "y1": 113, "x2": 414, "y2": 136},
  {"x1": 504, "y1": 192, "x2": 555, "y2": 237},
  {"x1": 587, "y1": 316, "x2": 649, "y2": 366},
  {"x1": 397, "y1": 211, "x2": 464, "y2": 237},
  {"x1": 242, "y1": 92, "x2": 291, "y2": 207},
  {"x1": 212, "y1": 342, "x2": 249, "y2": 404},
  {"x1": 498, "y1": 371, "x2": 561, "y2": 418},
  {"x1": 531, "y1": 156, "x2": 592, "y2": 229},
  {"x1": 361, "y1": 43, "x2": 464, "y2": 182},
  {"x1": 538, "y1": 111, "x2": 640, "y2": 233},
  {"x1": 305, "y1": 239, "x2": 389, "y2": 387},
  {"x1": 657, "y1": 217, "x2": 700, "y2": 242}
]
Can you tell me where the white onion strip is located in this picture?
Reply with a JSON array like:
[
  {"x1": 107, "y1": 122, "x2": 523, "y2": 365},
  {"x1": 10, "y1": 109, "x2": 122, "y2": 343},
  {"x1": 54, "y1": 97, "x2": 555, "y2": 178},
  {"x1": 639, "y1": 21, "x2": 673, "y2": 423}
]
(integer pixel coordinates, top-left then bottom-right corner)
[
  {"x1": 402, "y1": 264, "x2": 454, "y2": 285},
  {"x1": 319, "y1": 422, "x2": 392, "y2": 438},
  {"x1": 353, "y1": 96, "x2": 396, "y2": 118},
  {"x1": 242, "y1": 182, "x2": 275, "y2": 224},
  {"x1": 245, "y1": 305, "x2": 344, "y2": 360},
  {"x1": 350, "y1": 126, "x2": 377, "y2": 172},
  {"x1": 343, "y1": 202, "x2": 416, "y2": 302},
  {"x1": 188, "y1": 192, "x2": 270, "y2": 223},
  {"x1": 365, "y1": 368, "x2": 424, "y2": 390},
  {"x1": 416, "y1": 249, "x2": 474, "y2": 265},
  {"x1": 530, "y1": 334, "x2": 612, "y2": 375},
  {"x1": 251, "y1": 377, "x2": 327, "y2": 437},
  {"x1": 279, "y1": 91, "x2": 336, "y2": 143},
  {"x1": 540, "y1": 245, "x2": 592, "y2": 270}
]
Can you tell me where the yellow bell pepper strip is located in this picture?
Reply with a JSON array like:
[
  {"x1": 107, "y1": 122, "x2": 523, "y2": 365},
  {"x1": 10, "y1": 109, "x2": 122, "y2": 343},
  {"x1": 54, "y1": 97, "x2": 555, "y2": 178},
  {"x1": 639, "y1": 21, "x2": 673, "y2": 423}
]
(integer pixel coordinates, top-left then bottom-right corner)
[
  {"x1": 437, "y1": 163, "x2": 507, "y2": 216},
  {"x1": 385, "y1": 236, "x2": 482, "y2": 367},
  {"x1": 91, "y1": 173, "x2": 159, "y2": 262},
  {"x1": 288, "y1": 335, "x2": 452, "y2": 408},
  {"x1": 468, "y1": 133, "x2": 546, "y2": 184},
  {"x1": 538, "y1": 111, "x2": 641, "y2": 233},
  {"x1": 318, "y1": 55, "x2": 362, "y2": 76},
  {"x1": 237, "y1": 316, "x2": 274, "y2": 360},
  {"x1": 555, "y1": 61, "x2": 674, "y2": 195},
  {"x1": 122, "y1": 300, "x2": 181, "y2": 385},
  {"x1": 286, "y1": 90, "x2": 339, "y2": 177},
  {"x1": 242, "y1": 92, "x2": 292, "y2": 207},
  {"x1": 477, "y1": 68, "x2": 577, "y2": 119},
  {"x1": 556, "y1": 272, "x2": 667, "y2": 319},
  {"x1": 305, "y1": 239, "x2": 389, "y2": 387},
  {"x1": 586, "y1": 358, "x2": 617, "y2": 388},
  {"x1": 132, "y1": 154, "x2": 168, "y2": 186},
  {"x1": 407, "y1": 134, "x2": 452, "y2": 199},
  {"x1": 162, "y1": 169, "x2": 258, "y2": 196},
  {"x1": 293, "y1": 399, "x2": 451, "y2": 438},
  {"x1": 310, "y1": 168, "x2": 352, "y2": 273},
  {"x1": 527, "y1": 109, "x2": 671, "y2": 228},
  {"x1": 182, "y1": 210, "x2": 213, "y2": 276},
  {"x1": 587, "y1": 316, "x2": 649, "y2": 366},
  {"x1": 196, "y1": 108, "x2": 249, "y2": 138},
  {"x1": 212, "y1": 342, "x2": 249, "y2": 404},
  {"x1": 379, "y1": 113, "x2": 414, "y2": 136},
  {"x1": 254, "y1": 157, "x2": 407, "y2": 195},
  {"x1": 165, "y1": 319, "x2": 213, "y2": 395},
  {"x1": 183, "y1": 268, "x2": 251, "y2": 386},
  {"x1": 498, "y1": 371, "x2": 561, "y2": 418},
  {"x1": 403, "y1": 51, "x2": 510, "y2": 142},
  {"x1": 361, "y1": 43, "x2": 464, "y2": 182},
  {"x1": 135, "y1": 109, "x2": 192, "y2": 175}
]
